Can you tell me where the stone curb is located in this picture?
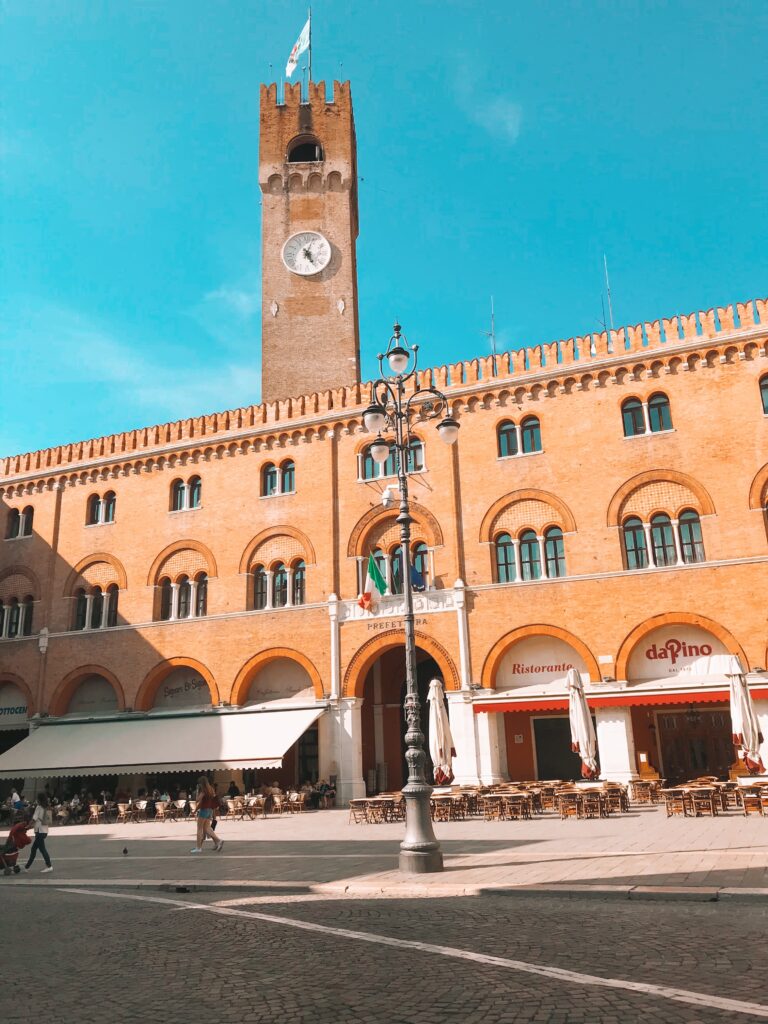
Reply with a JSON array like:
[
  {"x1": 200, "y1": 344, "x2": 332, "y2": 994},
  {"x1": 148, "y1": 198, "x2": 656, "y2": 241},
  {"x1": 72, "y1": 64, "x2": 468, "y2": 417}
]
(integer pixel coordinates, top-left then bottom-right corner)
[{"x1": 6, "y1": 878, "x2": 768, "y2": 903}]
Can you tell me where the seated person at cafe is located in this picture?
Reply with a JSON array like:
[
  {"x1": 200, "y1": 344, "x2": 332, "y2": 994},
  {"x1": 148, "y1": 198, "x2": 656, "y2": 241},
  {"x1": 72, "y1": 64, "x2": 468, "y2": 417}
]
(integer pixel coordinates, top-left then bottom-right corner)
[{"x1": 226, "y1": 781, "x2": 241, "y2": 798}]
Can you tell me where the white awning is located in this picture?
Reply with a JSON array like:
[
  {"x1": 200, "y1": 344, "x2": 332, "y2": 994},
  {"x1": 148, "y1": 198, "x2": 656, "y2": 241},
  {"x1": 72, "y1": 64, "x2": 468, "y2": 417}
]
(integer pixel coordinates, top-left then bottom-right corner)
[{"x1": 0, "y1": 706, "x2": 324, "y2": 778}]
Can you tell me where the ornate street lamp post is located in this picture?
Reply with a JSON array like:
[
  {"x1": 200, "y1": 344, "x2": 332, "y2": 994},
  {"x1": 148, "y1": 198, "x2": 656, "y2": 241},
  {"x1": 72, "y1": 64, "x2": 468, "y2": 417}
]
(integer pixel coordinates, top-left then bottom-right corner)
[{"x1": 362, "y1": 322, "x2": 460, "y2": 873}]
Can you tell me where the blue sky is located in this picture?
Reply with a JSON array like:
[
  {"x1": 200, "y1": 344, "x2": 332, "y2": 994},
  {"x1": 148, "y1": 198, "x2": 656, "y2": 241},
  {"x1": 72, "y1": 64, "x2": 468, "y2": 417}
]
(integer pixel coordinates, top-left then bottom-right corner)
[{"x1": 2, "y1": 0, "x2": 766, "y2": 457}]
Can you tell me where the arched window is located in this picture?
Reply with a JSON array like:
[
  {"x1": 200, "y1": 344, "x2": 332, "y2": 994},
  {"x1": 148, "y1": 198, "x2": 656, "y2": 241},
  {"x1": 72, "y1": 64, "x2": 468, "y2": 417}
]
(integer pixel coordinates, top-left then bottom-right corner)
[
  {"x1": 406, "y1": 439, "x2": 424, "y2": 472},
  {"x1": 21, "y1": 596, "x2": 33, "y2": 636},
  {"x1": 288, "y1": 137, "x2": 324, "y2": 162},
  {"x1": 412, "y1": 542, "x2": 429, "y2": 589},
  {"x1": 521, "y1": 417, "x2": 542, "y2": 454},
  {"x1": 253, "y1": 566, "x2": 268, "y2": 611},
  {"x1": 74, "y1": 588, "x2": 88, "y2": 631},
  {"x1": 544, "y1": 526, "x2": 566, "y2": 578},
  {"x1": 159, "y1": 578, "x2": 172, "y2": 620},
  {"x1": 648, "y1": 393, "x2": 672, "y2": 432},
  {"x1": 273, "y1": 563, "x2": 288, "y2": 608},
  {"x1": 495, "y1": 532, "x2": 516, "y2": 583},
  {"x1": 86, "y1": 494, "x2": 102, "y2": 525},
  {"x1": 262, "y1": 463, "x2": 278, "y2": 497},
  {"x1": 371, "y1": 548, "x2": 387, "y2": 590},
  {"x1": 622, "y1": 517, "x2": 648, "y2": 570},
  {"x1": 103, "y1": 491, "x2": 116, "y2": 523},
  {"x1": 170, "y1": 479, "x2": 186, "y2": 512},
  {"x1": 292, "y1": 560, "x2": 306, "y2": 605},
  {"x1": 20, "y1": 506, "x2": 33, "y2": 536},
  {"x1": 7, "y1": 599, "x2": 20, "y2": 639},
  {"x1": 106, "y1": 584, "x2": 119, "y2": 627},
  {"x1": 497, "y1": 421, "x2": 518, "y2": 458},
  {"x1": 622, "y1": 398, "x2": 645, "y2": 437},
  {"x1": 650, "y1": 513, "x2": 676, "y2": 566},
  {"x1": 383, "y1": 444, "x2": 397, "y2": 477},
  {"x1": 361, "y1": 448, "x2": 378, "y2": 480},
  {"x1": 679, "y1": 509, "x2": 705, "y2": 564},
  {"x1": 281, "y1": 460, "x2": 295, "y2": 493},
  {"x1": 519, "y1": 529, "x2": 541, "y2": 581},
  {"x1": 390, "y1": 545, "x2": 404, "y2": 595},
  {"x1": 177, "y1": 576, "x2": 191, "y2": 619},
  {"x1": 761, "y1": 374, "x2": 768, "y2": 415},
  {"x1": 188, "y1": 476, "x2": 202, "y2": 509},
  {"x1": 6, "y1": 509, "x2": 20, "y2": 539},
  {"x1": 195, "y1": 572, "x2": 208, "y2": 616},
  {"x1": 90, "y1": 587, "x2": 104, "y2": 630}
]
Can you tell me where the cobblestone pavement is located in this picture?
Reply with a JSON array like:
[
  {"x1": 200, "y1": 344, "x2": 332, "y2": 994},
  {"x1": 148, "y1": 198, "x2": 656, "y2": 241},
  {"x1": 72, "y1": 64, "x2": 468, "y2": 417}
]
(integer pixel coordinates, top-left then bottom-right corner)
[
  {"x1": 2, "y1": 887, "x2": 767, "y2": 1023},
  {"x1": 8, "y1": 805, "x2": 768, "y2": 894}
]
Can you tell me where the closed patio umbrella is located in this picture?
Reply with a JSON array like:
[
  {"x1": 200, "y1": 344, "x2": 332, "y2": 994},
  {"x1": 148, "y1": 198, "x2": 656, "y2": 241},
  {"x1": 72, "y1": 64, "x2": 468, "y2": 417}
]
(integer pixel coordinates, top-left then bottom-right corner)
[
  {"x1": 567, "y1": 668, "x2": 598, "y2": 778},
  {"x1": 427, "y1": 679, "x2": 456, "y2": 785},
  {"x1": 727, "y1": 656, "x2": 765, "y2": 774}
]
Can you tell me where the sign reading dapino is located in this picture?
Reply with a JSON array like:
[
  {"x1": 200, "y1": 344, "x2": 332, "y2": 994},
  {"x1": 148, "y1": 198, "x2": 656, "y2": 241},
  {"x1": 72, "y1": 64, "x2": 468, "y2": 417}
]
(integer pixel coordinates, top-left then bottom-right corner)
[
  {"x1": 629, "y1": 625, "x2": 728, "y2": 680},
  {"x1": 644, "y1": 638, "x2": 714, "y2": 664}
]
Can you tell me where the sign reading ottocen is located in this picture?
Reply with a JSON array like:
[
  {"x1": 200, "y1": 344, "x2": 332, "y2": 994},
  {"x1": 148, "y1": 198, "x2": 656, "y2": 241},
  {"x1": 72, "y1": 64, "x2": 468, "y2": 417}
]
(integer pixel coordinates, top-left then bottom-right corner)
[
  {"x1": 0, "y1": 683, "x2": 29, "y2": 726},
  {"x1": 629, "y1": 625, "x2": 729, "y2": 681}
]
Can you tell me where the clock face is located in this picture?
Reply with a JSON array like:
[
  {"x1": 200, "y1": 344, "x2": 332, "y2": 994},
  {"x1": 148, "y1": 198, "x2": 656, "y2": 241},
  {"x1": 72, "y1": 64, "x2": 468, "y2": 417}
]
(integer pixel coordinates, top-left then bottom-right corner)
[{"x1": 282, "y1": 231, "x2": 331, "y2": 276}]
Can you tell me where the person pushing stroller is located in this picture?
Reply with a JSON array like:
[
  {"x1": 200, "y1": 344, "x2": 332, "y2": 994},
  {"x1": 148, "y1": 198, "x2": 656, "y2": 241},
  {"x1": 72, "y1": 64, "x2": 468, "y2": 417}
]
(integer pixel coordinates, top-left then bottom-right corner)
[{"x1": 1, "y1": 820, "x2": 32, "y2": 876}]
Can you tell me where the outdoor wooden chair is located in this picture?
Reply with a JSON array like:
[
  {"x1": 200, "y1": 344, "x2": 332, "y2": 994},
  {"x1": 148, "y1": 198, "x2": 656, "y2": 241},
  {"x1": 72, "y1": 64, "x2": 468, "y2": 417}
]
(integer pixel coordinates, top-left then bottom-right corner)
[
  {"x1": 502, "y1": 794, "x2": 528, "y2": 820},
  {"x1": 740, "y1": 788, "x2": 763, "y2": 817},
  {"x1": 581, "y1": 792, "x2": 604, "y2": 819},
  {"x1": 630, "y1": 780, "x2": 653, "y2": 804},
  {"x1": 88, "y1": 803, "x2": 104, "y2": 825},
  {"x1": 133, "y1": 800, "x2": 148, "y2": 822},
  {"x1": 115, "y1": 803, "x2": 133, "y2": 824},
  {"x1": 153, "y1": 801, "x2": 168, "y2": 822},
  {"x1": 480, "y1": 795, "x2": 504, "y2": 821},
  {"x1": 348, "y1": 799, "x2": 368, "y2": 824},
  {"x1": 660, "y1": 788, "x2": 687, "y2": 817},
  {"x1": 689, "y1": 788, "x2": 717, "y2": 817},
  {"x1": 271, "y1": 794, "x2": 287, "y2": 815},
  {"x1": 558, "y1": 792, "x2": 581, "y2": 820},
  {"x1": 248, "y1": 795, "x2": 267, "y2": 819}
]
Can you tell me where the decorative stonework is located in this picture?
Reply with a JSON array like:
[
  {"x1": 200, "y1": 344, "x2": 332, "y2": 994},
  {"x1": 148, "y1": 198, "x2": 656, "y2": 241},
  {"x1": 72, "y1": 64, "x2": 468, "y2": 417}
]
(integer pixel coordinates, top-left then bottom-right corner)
[{"x1": 337, "y1": 588, "x2": 457, "y2": 623}]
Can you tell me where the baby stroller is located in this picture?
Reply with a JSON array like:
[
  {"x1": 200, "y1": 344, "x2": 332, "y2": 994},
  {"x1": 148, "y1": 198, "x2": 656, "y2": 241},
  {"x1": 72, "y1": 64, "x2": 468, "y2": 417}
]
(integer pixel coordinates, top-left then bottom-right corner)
[{"x1": 1, "y1": 821, "x2": 31, "y2": 875}]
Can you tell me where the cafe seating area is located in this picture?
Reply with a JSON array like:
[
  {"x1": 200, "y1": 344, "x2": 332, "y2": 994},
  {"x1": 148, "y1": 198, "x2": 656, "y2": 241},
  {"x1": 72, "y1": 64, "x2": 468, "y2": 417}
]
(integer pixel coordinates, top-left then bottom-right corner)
[{"x1": 659, "y1": 777, "x2": 768, "y2": 818}]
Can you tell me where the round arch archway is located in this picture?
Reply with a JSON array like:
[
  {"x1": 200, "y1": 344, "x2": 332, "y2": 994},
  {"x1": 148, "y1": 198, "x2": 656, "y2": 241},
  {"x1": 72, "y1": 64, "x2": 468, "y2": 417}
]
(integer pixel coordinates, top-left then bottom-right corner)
[
  {"x1": 615, "y1": 613, "x2": 749, "y2": 680},
  {"x1": 481, "y1": 625, "x2": 601, "y2": 689},
  {"x1": 342, "y1": 630, "x2": 460, "y2": 698},
  {"x1": 0, "y1": 673, "x2": 35, "y2": 718},
  {"x1": 135, "y1": 657, "x2": 219, "y2": 712},
  {"x1": 230, "y1": 648, "x2": 324, "y2": 704},
  {"x1": 50, "y1": 665, "x2": 126, "y2": 717}
]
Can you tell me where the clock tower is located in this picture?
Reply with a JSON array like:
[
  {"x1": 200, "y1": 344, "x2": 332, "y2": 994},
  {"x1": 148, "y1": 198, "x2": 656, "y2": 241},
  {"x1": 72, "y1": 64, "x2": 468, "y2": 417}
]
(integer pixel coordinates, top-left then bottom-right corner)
[{"x1": 259, "y1": 80, "x2": 361, "y2": 403}]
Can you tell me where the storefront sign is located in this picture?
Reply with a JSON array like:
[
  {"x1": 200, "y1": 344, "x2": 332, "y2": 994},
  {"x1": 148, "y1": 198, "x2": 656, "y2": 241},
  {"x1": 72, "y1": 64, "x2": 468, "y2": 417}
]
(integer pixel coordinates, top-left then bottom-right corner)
[
  {"x1": 495, "y1": 636, "x2": 587, "y2": 694},
  {"x1": 0, "y1": 683, "x2": 28, "y2": 727},
  {"x1": 628, "y1": 626, "x2": 729, "y2": 682},
  {"x1": 68, "y1": 675, "x2": 119, "y2": 715},
  {"x1": 153, "y1": 669, "x2": 211, "y2": 709},
  {"x1": 247, "y1": 657, "x2": 314, "y2": 704},
  {"x1": 367, "y1": 618, "x2": 427, "y2": 631}
]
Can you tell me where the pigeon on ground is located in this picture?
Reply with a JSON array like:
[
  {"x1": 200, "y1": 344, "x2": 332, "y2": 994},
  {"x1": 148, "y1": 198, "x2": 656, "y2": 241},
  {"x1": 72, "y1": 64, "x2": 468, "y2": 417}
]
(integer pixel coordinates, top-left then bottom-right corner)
[{"x1": 122, "y1": 847, "x2": 128, "y2": 856}]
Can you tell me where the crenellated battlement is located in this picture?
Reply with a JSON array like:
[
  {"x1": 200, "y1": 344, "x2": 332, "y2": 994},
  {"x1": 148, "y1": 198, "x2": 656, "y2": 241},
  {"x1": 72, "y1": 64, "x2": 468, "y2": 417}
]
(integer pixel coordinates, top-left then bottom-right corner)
[
  {"x1": 2, "y1": 296, "x2": 766, "y2": 481},
  {"x1": 260, "y1": 79, "x2": 352, "y2": 110}
]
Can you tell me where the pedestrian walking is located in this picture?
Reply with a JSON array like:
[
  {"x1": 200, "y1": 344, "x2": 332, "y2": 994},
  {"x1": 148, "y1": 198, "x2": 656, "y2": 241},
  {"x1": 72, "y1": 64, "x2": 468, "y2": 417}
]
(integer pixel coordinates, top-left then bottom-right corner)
[
  {"x1": 190, "y1": 776, "x2": 222, "y2": 854},
  {"x1": 24, "y1": 794, "x2": 53, "y2": 873}
]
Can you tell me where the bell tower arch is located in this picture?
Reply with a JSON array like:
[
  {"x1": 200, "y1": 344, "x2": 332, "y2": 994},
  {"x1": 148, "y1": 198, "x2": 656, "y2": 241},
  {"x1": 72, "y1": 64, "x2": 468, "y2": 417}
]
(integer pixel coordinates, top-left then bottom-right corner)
[{"x1": 259, "y1": 80, "x2": 361, "y2": 402}]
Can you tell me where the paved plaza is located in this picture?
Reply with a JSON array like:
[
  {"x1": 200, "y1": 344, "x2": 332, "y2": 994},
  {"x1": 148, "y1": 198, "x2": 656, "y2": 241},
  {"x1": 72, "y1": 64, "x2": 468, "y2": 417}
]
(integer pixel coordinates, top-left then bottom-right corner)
[{"x1": 6, "y1": 804, "x2": 768, "y2": 897}]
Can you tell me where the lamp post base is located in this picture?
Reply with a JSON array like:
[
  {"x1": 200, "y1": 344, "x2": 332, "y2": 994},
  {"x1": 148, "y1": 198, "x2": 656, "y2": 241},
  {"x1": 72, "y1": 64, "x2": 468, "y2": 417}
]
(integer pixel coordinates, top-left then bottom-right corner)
[{"x1": 399, "y1": 848, "x2": 444, "y2": 874}]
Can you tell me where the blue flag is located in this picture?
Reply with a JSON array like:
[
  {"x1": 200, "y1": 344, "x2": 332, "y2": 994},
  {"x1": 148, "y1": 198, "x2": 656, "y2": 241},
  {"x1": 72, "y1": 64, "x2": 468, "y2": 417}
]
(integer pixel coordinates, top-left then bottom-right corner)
[{"x1": 410, "y1": 566, "x2": 426, "y2": 592}]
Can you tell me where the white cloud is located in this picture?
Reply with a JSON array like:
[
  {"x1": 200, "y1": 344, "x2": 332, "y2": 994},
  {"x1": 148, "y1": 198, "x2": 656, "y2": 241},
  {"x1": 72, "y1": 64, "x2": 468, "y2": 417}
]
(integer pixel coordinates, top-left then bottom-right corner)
[
  {"x1": 468, "y1": 98, "x2": 523, "y2": 143},
  {"x1": 203, "y1": 286, "x2": 260, "y2": 319}
]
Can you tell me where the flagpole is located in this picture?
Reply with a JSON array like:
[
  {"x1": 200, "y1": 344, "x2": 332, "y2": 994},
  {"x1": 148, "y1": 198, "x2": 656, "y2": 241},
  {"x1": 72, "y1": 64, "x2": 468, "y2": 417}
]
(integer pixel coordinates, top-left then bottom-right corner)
[{"x1": 308, "y1": 6, "x2": 312, "y2": 83}]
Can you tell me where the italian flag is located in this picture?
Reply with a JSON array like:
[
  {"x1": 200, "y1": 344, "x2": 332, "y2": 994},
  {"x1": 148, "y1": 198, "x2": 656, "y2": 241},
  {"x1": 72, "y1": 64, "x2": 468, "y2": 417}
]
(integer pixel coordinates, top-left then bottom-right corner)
[{"x1": 358, "y1": 554, "x2": 387, "y2": 611}]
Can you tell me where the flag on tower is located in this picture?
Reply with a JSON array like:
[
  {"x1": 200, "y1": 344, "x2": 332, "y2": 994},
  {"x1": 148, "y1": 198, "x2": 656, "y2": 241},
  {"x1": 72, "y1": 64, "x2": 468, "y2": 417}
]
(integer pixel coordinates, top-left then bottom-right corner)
[
  {"x1": 285, "y1": 16, "x2": 311, "y2": 78},
  {"x1": 358, "y1": 554, "x2": 387, "y2": 611}
]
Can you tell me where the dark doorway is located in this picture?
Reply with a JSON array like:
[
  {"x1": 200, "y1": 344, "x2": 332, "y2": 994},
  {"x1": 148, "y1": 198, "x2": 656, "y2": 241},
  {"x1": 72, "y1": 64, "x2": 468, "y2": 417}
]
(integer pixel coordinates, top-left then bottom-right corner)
[
  {"x1": 657, "y1": 708, "x2": 732, "y2": 783},
  {"x1": 398, "y1": 656, "x2": 439, "y2": 787},
  {"x1": 533, "y1": 716, "x2": 589, "y2": 781}
]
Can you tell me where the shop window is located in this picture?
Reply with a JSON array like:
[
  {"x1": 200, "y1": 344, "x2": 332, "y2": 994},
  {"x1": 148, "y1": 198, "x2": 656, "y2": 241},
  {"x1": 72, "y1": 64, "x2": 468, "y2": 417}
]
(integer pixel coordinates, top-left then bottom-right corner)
[
  {"x1": 521, "y1": 416, "x2": 542, "y2": 454},
  {"x1": 648, "y1": 392, "x2": 672, "y2": 432},
  {"x1": 679, "y1": 509, "x2": 705, "y2": 564},
  {"x1": 622, "y1": 516, "x2": 648, "y2": 570},
  {"x1": 621, "y1": 398, "x2": 645, "y2": 437},
  {"x1": 497, "y1": 421, "x2": 518, "y2": 458},
  {"x1": 544, "y1": 526, "x2": 566, "y2": 578},
  {"x1": 292, "y1": 560, "x2": 306, "y2": 605},
  {"x1": 519, "y1": 529, "x2": 541, "y2": 581},
  {"x1": 495, "y1": 532, "x2": 516, "y2": 583},
  {"x1": 253, "y1": 565, "x2": 268, "y2": 611},
  {"x1": 650, "y1": 513, "x2": 676, "y2": 566},
  {"x1": 761, "y1": 374, "x2": 768, "y2": 415}
]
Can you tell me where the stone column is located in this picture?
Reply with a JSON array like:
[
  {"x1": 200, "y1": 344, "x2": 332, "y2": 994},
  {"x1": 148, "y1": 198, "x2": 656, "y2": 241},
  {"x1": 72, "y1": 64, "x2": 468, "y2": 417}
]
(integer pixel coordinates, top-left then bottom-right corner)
[
  {"x1": 100, "y1": 595, "x2": 110, "y2": 630},
  {"x1": 453, "y1": 580, "x2": 471, "y2": 690},
  {"x1": 512, "y1": 538, "x2": 521, "y2": 581},
  {"x1": 595, "y1": 706, "x2": 638, "y2": 784},
  {"x1": 670, "y1": 519, "x2": 685, "y2": 566},
  {"x1": 753, "y1": 698, "x2": 768, "y2": 771},
  {"x1": 330, "y1": 697, "x2": 366, "y2": 805},
  {"x1": 170, "y1": 583, "x2": 180, "y2": 620},
  {"x1": 446, "y1": 691, "x2": 482, "y2": 785},
  {"x1": 84, "y1": 594, "x2": 93, "y2": 630},
  {"x1": 286, "y1": 568, "x2": 295, "y2": 607},
  {"x1": 641, "y1": 401, "x2": 651, "y2": 433},
  {"x1": 384, "y1": 554, "x2": 393, "y2": 593},
  {"x1": 473, "y1": 699, "x2": 508, "y2": 784},
  {"x1": 328, "y1": 595, "x2": 341, "y2": 699},
  {"x1": 537, "y1": 535, "x2": 547, "y2": 578},
  {"x1": 642, "y1": 522, "x2": 654, "y2": 567},
  {"x1": 188, "y1": 580, "x2": 198, "y2": 617},
  {"x1": 265, "y1": 570, "x2": 274, "y2": 610}
]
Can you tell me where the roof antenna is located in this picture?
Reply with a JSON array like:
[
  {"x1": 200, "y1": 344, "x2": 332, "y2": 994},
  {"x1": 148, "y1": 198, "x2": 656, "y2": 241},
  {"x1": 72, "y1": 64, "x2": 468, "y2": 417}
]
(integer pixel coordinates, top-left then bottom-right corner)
[
  {"x1": 603, "y1": 253, "x2": 615, "y2": 330},
  {"x1": 480, "y1": 296, "x2": 498, "y2": 375}
]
